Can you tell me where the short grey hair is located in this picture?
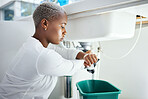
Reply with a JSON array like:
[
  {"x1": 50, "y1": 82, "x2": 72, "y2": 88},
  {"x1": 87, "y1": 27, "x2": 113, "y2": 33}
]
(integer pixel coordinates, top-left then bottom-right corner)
[{"x1": 33, "y1": 2, "x2": 66, "y2": 27}]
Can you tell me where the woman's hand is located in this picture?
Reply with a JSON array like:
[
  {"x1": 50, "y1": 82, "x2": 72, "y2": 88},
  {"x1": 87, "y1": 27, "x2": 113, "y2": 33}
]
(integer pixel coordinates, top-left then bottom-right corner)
[{"x1": 83, "y1": 51, "x2": 98, "y2": 67}]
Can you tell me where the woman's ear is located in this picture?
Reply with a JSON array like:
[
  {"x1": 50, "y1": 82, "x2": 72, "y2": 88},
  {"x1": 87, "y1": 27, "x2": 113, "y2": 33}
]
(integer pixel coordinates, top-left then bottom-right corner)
[{"x1": 41, "y1": 18, "x2": 49, "y2": 30}]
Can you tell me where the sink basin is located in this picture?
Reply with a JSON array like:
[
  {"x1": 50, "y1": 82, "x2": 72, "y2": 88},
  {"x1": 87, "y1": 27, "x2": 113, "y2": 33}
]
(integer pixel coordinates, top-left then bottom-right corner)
[{"x1": 65, "y1": 11, "x2": 136, "y2": 42}]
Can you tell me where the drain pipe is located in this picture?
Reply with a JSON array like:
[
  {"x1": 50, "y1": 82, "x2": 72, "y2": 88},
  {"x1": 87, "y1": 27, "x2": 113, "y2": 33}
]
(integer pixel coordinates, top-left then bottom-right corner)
[
  {"x1": 64, "y1": 76, "x2": 72, "y2": 98},
  {"x1": 79, "y1": 42, "x2": 91, "y2": 52},
  {"x1": 63, "y1": 41, "x2": 72, "y2": 98}
]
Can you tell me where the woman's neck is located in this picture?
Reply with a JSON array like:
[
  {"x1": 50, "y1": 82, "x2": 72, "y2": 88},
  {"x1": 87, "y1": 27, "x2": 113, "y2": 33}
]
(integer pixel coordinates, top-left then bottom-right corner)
[{"x1": 33, "y1": 31, "x2": 49, "y2": 48}]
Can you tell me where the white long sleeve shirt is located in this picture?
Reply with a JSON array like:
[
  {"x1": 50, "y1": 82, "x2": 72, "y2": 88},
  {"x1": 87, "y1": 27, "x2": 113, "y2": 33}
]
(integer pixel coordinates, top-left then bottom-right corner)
[{"x1": 0, "y1": 37, "x2": 84, "y2": 99}]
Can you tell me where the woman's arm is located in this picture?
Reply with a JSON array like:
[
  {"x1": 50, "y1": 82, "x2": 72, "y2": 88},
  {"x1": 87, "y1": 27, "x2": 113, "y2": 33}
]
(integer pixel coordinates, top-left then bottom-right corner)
[
  {"x1": 37, "y1": 49, "x2": 84, "y2": 76},
  {"x1": 48, "y1": 43, "x2": 98, "y2": 67},
  {"x1": 48, "y1": 43, "x2": 81, "y2": 60},
  {"x1": 76, "y1": 51, "x2": 86, "y2": 59}
]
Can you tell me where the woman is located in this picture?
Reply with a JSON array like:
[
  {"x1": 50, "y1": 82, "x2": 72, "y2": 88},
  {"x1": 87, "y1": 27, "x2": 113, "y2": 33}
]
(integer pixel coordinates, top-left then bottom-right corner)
[{"x1": 0, "y1": 2, "x2": 98, "y2": 99}]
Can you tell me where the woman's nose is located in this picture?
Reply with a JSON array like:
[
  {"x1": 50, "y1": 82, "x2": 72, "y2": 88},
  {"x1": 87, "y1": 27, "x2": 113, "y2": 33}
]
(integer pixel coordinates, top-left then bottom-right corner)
[{"x1": 63, "y1": 28, "x2": 67, "y2": 35}]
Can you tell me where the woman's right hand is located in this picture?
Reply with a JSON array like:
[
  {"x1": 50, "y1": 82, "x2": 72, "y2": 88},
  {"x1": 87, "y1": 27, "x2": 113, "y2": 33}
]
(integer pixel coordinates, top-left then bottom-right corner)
[{"x1": 83, "y1": 50, "x2": 98, "y2": 67}]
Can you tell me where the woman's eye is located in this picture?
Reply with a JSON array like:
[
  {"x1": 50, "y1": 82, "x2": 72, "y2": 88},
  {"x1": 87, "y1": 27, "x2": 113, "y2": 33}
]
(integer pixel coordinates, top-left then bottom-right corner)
[{"x1": 59, "y1": 25, "x2": 65, "y2": 29}]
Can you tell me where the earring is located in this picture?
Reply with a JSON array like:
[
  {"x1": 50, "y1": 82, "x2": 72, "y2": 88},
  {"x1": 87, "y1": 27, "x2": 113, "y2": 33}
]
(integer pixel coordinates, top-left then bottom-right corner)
[{"x1": 45, "y1": 28, "x2": 47, "y2": 30}]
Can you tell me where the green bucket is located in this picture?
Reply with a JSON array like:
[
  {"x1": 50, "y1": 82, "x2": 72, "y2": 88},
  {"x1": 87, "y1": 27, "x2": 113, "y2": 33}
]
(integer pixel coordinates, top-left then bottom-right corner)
[{"x1": 76, "y1": 80, "x2": 121, "y2": 99}]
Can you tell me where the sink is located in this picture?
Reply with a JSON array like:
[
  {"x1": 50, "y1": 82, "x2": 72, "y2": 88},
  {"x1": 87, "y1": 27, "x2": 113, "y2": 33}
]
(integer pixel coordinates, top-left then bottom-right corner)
[{"x1": 65, "y1": 11, "x2": 136, "y2": 42}]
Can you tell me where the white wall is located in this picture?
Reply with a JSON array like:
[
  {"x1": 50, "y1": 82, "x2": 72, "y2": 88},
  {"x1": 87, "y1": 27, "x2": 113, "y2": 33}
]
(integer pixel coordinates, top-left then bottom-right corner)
[
  {"x1": 0, "y1": 0, "x2": 12, "y2": 7},
  {"x1": 0, "y1": 0, "x2": 40, "y2": 7},
  {"x1": 0, "y1": 10, "x2": 2, "y2": 20},
  {"x1": 99, "y1": 24, "x2": 148, "y2": 99},
  {"x1": 0, "y1": 21, "x2": 34, "y2": 80}
]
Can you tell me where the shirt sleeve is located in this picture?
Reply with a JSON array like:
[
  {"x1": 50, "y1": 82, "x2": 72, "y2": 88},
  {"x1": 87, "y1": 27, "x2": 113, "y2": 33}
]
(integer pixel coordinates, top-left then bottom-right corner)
[
  {"x1": 36, "y1": 49, "x2": 84, "y2": 76},
  {"x1": 48, "y1": 43, "x2": 81, "y2": 60}
]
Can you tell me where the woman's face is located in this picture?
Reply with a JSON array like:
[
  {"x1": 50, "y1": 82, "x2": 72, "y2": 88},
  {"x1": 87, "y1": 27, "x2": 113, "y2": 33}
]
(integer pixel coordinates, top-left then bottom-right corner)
[{"x1": 45, "y1": 12, "x2": 67, "y2": 44}]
